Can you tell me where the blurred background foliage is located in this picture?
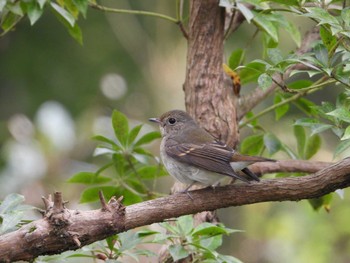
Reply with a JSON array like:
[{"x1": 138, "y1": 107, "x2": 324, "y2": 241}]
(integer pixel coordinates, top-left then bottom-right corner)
[{"x1": 1, "y1": 0, "x2": 350, "y2": 262}]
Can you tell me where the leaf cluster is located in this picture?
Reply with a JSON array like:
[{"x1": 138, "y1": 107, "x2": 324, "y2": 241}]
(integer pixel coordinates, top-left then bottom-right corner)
[
  {"x1": 0, "y1": 193, "x2": 34, "y2": 235},
  {"x1": 155, "y1": 215, "x2": 242, "y2": 263},
  {"x1": 67, "y1": 110, "x2": 165, "y2": 205},
  {"x1": 0, "y1": 0, "x2": 89, "y2": 43},
  {"x1": 223, "y1": 1, "x2": 350, "y2": 212}
]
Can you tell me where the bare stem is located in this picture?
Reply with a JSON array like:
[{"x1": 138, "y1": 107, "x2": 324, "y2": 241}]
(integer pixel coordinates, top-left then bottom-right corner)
[{"x1": 89, "y1": 3, "x2": 178, "y2": 23}]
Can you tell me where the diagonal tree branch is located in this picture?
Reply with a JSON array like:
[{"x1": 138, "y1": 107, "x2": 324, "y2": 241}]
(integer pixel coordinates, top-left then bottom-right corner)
[{"x1": 0, "y1": 158, "x2": 349, "y2": 262}]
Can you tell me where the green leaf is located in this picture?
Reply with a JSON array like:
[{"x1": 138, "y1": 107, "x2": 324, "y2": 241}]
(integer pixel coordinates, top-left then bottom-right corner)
[
  {"x1": 295, "y1": 97, "x2": 317, "y2": 116},
  {"x1": 245, "y1": 111, "x2": 260, "y2": 128},
  {"x1": 92, "y1": 135, "x2": 119, "y2": 148},
  {"x1": 0, "y1": 194, "x2": 32, "y2": 235},
  {"x1": 112, "y1": 110, "x2": 129, "y2": 147},
  {"x1": 258, "y1": 73, "x2": 272, "y2": 90},
  {"x1": 113, "y1": 153, "x2": 126, "y2": 176},
  {"x1": 25, "y1": 0, "x2": 44, "y2": 25},
  {"x1": 263, "y1": 133, "x2": 281, "y2": 155},
  {"x1": 236, "y1": 2, "x2": 254, "y2": 23},
  {"x1": 0, "y1": 193, "x2": 25, "y2": 214},
  {"x1": 336, "y1": 92, "x2": 350, "y2": 108},
  {"x1": 134, "y1": 131, "x2": 161, "y2": 147},
  {"x1": 119, "y1": 187, "x2": 143, "y2": 205},
  {"x1": 334, "y1": 139, "x2": 350, "y2": 158},
  {"x1": 67, "y1": 172, "x2": 112, "y2": 184},
  {"x1": 169, "y1": 244, "x2": 189, "y2": 261},
  {"x1": 128, "y1": 124, "x2": 143, "y2": 146},
  {"x1": 80, "y1": 186, "x2": 119, "y2": 203},
  {"x1": 228, "y1": 49, "x2": 245, "y2": 69},
  {"x1": 294, "y1": 118, "x2": 319, "y2": 127},
  {"x1": 305, "y1": 134, "x2": 321, "y2": 160},
  {"x1": 0, "y1": 212, "x2": 24, "y2": 235},
  {"x1": 288, "y1": 80, "x2": 313, "y2": 90},
  {"x1": 50, "y1": 1, "x2": 82, "y2": 44},
  {"x1": 199, "y1": 235, "x2": 223, "y2": 251},
  {"x1": 193, "y1": 223, "x2": 235, "y2": 237},
  {"x1": 274, "y1": 93, "x2": 289, "y2": 120},
  {"x1": 219, "y1": 0, "x2": 234, "y2": 8},
  {"x1": 37, "y1": 0, "x2": 47, "y2": 9},
  {"x1": 314, "y1": 43, "x2": 329, "y2": 67},
  {"x1": 341, "y1": 7, "x2": 350, "y2": 25},
  {"x1": 294, "y1": 125, "x2": 306, "y2": 158},
  {"x1": 137, "y1": 166, "x2": 167, "y2": 179},
  {"x1": 294, "y1": 118, "x2": 332, "y2": 136},
  {"x1": 240, "y1": 134, "x2": 264, "y2": 155},
  {"x1": 304, "y1": 7, "x2": 340, "y2": 27},
  {"x1": 320, "y1": 26, "x2": 337, "y2": 52},
  {"x1": 1, "y1": 12, "x2": 21, "y2": 33},
  {"x1": 341, "y1": 126, "x2": 350, "y2": 140},
  {"x1": 280, "y1": 143, "x2": 298, "y2": 159},
  {"x1": 106, "y1": 235, "x2": 117, "y2": 251},
  {"x1": 118, "y1": 231, "x2": 144, "y2": 252},
  {"x1": 177, "y1": 215, "x2": 193, "y2": 235},
  {"x1": 253, "y1": 12, "x2": 279, "y2": 42},
  {"x1": 7, "y1": 2, "x2": 24, "y2": 16},
  {"x1": 264, "y1": 0, "x2": 299, "y2": 5},
  {"x1": 67, "y1": 23, "x2": 83, "y2": 45},
  {"x1": 285, "y1": 20, "x2": 301, "y2": 47},
  {"x1": 72, "y1": 0, "x2": 89, "y2": 17},
  {"x1": 177, "y1": 215, "x2": 194, "y2": 236},
  {"x1": 327, "y1": 107, "x2": 350, "y2": 123},
  {"x1": 136, "y1": 229, "x2": 159, "y2": 238},
  {"x1": 311, "y1": 101, "x2": 335, "y2": 121},
  {"x1": 159, "y1": 221, "x2": 180, "y2": 235},
  {"x1": 238, "y1": 61, "x2": 266, "y2": 84},
  {"x1": 50, "y1": 2, "x2": 75, "y2": 27},
  {"x1": 309, "y1": 124, "x2": 333, "y2": 137},
  {"x1": 62, "y1": 0, "x2": 80, "y2": 18},
  {"x1": 309, "y1": 193, "x2": 332, "y2": 211},
  {"x1": 267, "y1": 48, "x2": 283, "y2": 65}
]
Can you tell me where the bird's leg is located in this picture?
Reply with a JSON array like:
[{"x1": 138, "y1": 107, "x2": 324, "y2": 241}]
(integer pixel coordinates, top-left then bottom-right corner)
[{"x1": 180, "y1": 182, "x2": 196, "y2": 200}]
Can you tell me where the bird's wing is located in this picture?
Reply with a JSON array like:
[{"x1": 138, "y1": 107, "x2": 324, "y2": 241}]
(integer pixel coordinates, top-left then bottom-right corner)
[{"x1": 165, "y1": 140, "x2": 250, "y2": 183}]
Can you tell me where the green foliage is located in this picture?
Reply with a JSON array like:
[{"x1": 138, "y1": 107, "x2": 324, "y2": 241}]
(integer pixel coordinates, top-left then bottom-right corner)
[
  {"x1": 225, "y1": 1, "x2": 350, "y2": 92},
  {"x1": 0, "y1": 194, "x2": 34, "y2": 235},
  {"x1": 67, "y1": 110, "x2": 164, "y2": 205},
  {"x1": 0, "y1": 0, "x2": 88, "y2": 43},
  {"x1": 240, "y1": 134, "x2": 264, "y2": 155},
  {"x1": 36, "y1": 229, "x2": 159, "y2": 262},
  {"x1": 155, "y1": 215, "x2": 242, "y2": 263},
  {"x1": 224, "y1": 1, "x2": 350, "y2": 213},
  {"x1": 37, "y1": 215, "x2": 241, "y2": 262}
]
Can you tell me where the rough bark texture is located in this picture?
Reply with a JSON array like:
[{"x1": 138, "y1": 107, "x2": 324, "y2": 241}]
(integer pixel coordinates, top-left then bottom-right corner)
[
  {"x1": 1, "y1": 158, "x2": 350, "y2": 262},
  {"x1": 184, "y1": 0, "x2": 239, "y2": 147},
  {"x1": 0, "y1": 194, "x2": 125, "y2": 262}
]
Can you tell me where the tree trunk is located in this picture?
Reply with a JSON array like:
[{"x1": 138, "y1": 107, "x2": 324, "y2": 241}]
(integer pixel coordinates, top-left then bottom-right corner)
[{"x1": 184, "y1": 0, "x2": 239, "y2": 148}]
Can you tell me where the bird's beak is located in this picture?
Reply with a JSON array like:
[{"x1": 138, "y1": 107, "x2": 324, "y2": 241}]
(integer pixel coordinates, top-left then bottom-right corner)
[{"x1": 149, "y1": 118, "x2": 161, "y2": 124}]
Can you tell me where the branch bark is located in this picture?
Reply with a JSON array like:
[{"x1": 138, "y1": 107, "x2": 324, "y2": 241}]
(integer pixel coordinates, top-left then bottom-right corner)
[
  {"x1": 1, "y1": 158, "x2": 349, "y2": 262},
  {"x1": 184, "y1": 0, "x2": 239, "y2": 147}
]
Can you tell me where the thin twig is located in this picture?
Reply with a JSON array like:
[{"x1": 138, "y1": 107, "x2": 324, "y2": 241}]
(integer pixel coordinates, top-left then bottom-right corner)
[{"x1": 89, "y1": 3, "x2": 178, "y2": 23}]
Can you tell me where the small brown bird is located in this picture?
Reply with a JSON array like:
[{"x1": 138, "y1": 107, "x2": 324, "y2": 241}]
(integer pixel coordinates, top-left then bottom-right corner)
[{"x1": 149, "y1": 110, "x2": 275, "y2": 192}]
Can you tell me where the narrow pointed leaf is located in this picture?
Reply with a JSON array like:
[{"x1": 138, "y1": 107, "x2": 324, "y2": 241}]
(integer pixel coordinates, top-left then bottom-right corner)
[
  {"x1": 305, "y1": 134, "x2": 321, "y2": 160},
  {"x1": 112, "y1": 110, "x2": 129, "y2": 147},
  {"x1": 67, "y1": 172, "x2": 112, "y2": 184},
  {"x1": 294, "y1": 125, "x2": 306, "y2": 158},
  {"x1": 134, "y1": 131, "x2": 161, "y2": 147},
  {"x1": 128, "y1": 124, "x2": 143, "y2": 146}
]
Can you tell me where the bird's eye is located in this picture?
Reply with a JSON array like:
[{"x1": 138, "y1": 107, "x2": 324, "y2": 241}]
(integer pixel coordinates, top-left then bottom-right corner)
[{"x1": 168, "y1": 118, "x2": 176, "y2": 125}]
